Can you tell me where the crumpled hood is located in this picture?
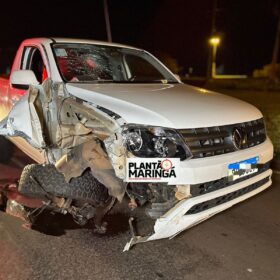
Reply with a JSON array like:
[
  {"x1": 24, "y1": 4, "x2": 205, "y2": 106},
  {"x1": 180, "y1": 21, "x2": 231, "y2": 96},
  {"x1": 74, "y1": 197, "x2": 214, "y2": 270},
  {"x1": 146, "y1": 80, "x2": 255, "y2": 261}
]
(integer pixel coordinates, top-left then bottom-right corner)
[{"x1": 66, "y1": 83, "x2": 262, "y2": 129}]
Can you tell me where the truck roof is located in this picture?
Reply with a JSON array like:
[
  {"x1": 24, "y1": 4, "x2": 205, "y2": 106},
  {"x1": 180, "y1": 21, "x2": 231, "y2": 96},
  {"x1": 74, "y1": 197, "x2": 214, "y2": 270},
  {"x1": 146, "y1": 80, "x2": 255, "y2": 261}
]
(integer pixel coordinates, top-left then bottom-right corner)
[{"x1": 22, "y1": 37, "x2": 141, "y2": 50}]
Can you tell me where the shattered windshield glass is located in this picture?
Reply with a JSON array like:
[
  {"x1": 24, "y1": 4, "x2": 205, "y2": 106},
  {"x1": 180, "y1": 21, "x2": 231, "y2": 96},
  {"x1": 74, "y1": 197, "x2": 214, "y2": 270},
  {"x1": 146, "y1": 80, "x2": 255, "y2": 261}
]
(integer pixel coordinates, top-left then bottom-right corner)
[{"x1": 52, "y1": 43, "x2": 178, "y2": 84}]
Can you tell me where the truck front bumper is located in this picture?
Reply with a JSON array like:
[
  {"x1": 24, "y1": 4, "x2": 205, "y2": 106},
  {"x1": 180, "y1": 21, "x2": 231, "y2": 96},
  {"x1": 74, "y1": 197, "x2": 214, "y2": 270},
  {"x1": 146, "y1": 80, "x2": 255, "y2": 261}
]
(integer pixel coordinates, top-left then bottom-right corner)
[
  {"x1": 175, "y1": 138, "x2": 273, "y2": 185},
  {"x1": 124, "y1": 138, "x2": 273, "y2": 250}
]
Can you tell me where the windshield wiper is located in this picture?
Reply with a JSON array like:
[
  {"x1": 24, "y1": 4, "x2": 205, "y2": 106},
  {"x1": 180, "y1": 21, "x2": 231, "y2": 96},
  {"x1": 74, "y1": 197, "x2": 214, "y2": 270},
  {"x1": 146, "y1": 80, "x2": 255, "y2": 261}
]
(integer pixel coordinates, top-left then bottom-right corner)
[
  {"x1": 70, "y1": 79, "x2": 115, "y2": 84},
  {"x1": 91, "y1": 79, "x2": 115, "y2": 83},
  {"x1": 95, "y1": 79, "x2": 177, "y2": 84},
  {"x1": 112, "y1": 79, "x2": 178, "y2": 84},
  {"x1": 73, "y1": 79, "x2": 179, "y2": 84}
]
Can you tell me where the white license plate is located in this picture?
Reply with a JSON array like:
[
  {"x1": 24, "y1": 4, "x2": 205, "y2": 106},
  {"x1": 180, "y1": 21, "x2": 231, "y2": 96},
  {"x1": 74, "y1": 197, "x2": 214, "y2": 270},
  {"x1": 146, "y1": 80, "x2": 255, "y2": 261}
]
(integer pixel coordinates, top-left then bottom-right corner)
[{"x1": 228, "y1": 156, "x2": 259, "y2": 181}]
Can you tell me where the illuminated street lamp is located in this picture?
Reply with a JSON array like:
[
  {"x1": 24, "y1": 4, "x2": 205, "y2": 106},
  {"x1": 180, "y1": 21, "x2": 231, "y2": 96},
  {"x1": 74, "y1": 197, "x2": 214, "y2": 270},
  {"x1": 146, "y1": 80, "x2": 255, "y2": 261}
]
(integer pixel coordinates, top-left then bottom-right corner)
[{"x1": 209, "y1": 36, "x2": 221, "y2": 78}]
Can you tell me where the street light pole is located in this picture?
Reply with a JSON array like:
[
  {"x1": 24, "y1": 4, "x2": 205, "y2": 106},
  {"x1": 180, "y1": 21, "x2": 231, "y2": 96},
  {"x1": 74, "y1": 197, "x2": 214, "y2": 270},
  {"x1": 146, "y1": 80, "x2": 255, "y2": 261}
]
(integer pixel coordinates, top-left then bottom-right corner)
[
  {"x1": 103, "y1": 0, "x2": 112, "y2": 42},
  {"x1": 209, "y1": 37, "x2": 220, "y2": 78},
  {"x1": 207, "y1": 0, "x2": 218, "y2": 79},
  {"x1": 212, "y1": 43, "x2": 218, "y2": 77}
]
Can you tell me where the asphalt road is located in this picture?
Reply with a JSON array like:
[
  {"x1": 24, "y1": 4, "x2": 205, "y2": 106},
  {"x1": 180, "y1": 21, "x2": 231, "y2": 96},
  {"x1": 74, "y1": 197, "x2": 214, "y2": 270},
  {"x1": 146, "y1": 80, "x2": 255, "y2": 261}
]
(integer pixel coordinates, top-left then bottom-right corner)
[{"x1": 0, "y1": 166, "x2": 279, "y2": 280}]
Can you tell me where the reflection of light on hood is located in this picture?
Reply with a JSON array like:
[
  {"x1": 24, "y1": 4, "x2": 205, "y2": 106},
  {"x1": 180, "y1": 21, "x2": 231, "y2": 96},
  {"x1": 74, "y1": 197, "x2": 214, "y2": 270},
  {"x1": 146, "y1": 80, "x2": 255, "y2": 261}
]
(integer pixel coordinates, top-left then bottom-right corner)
[{"x1": 198, "y1": 88, "x2": 209, "y2": 94}]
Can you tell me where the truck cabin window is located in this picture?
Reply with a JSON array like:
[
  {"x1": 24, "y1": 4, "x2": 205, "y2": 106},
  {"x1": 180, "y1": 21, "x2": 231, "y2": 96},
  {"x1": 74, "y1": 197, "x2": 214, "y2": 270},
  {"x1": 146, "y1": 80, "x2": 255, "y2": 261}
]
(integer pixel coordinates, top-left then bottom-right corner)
[{"x1": 23, "y1": 48, "x2": 47, "y2": 84}]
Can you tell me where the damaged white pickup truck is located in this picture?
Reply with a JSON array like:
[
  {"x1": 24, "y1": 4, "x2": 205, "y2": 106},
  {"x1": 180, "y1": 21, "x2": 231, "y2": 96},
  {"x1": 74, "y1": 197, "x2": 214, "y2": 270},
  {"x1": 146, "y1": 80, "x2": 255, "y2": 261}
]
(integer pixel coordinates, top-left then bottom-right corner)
[{"x1": 0, "y1": 38, "x2": 273, "y2": 250}]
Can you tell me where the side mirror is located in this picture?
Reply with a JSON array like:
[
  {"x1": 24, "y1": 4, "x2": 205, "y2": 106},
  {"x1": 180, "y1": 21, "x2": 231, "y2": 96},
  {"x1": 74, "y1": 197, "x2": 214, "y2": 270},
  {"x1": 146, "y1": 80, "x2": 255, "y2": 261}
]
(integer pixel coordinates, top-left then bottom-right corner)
[{"x1": 11, "y1": 70, "x2": 39, "y2": 89}]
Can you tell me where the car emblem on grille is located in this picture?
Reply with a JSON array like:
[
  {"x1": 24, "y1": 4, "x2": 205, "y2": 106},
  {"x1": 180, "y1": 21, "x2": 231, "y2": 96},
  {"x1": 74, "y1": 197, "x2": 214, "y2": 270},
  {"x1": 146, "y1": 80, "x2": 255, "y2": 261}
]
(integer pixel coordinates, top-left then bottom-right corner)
[{"x1": 232, "y1": 127, "x2": 247, "y2": 150}]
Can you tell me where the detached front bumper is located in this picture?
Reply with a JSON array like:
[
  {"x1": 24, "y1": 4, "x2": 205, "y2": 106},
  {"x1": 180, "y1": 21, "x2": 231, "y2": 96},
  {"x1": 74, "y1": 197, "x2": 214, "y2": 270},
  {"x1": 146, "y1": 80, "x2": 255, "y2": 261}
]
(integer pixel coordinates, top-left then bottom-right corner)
[
  {"x1": 149, "y1": 168, "x2": 272, "y2": 241},
  {"x1": 124, "y1": 138, "x2": 273, "y2": 250}
]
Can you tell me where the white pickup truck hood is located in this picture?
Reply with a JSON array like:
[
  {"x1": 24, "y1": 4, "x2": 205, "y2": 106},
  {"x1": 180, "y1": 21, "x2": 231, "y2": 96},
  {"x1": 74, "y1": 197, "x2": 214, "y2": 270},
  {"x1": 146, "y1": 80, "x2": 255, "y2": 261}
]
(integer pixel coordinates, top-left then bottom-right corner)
[{"x1": 66, "y1": 83, "x2": 262, "y2": 129}]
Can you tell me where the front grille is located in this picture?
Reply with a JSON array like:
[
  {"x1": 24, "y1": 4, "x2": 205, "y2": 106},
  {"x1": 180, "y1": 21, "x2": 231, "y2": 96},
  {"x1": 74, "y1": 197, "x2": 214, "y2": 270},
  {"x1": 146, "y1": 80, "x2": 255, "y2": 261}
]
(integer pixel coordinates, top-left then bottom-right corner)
[
  {"x1": 191, "y1": 162, "x2": 271, "y2": 197},
  {"x1": 186, "y1": 176, "x2": 270, "y2": 215},
  {"x1": 179, "y1": 118, "x2": 266, "y2": 159}
]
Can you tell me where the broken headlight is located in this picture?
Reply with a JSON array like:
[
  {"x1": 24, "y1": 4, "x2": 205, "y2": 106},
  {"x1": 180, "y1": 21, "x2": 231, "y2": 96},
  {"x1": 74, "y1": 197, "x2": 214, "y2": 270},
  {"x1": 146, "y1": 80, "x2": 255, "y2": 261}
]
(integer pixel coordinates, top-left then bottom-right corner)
[{"x1": 122, "y1": 125, "x2": 192, "y2": 160}]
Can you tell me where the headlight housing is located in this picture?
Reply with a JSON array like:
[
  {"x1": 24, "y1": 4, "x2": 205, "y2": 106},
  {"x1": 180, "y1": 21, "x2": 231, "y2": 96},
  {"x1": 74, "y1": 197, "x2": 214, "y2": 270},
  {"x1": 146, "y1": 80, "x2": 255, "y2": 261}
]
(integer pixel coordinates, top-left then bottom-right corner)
[{"x1": 122, "y1": 125, "x2": 192, "y2": 160}]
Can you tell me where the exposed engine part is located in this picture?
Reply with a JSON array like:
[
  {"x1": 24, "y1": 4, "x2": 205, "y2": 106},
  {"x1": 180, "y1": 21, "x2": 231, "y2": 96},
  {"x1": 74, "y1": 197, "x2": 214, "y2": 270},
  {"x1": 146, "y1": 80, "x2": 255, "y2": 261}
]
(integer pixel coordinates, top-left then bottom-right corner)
[
  {"x1": 49, "y1": 196, "x2": 116, "y2": 229},
  {"x1": 24, "y1": 195, "x2": 115, "y2": 230},
  {"x1": 93, "y1": 197, "x2": 116, "y2": 229},
  {"x1": 93, "y1": 221, "x2": 108, "y2": 234},
  {"x1": 128, "y1": 197, "x2": 138, "y2": 210},
  {"x1": 68, "y1": 204, "x2": 96, "y2": 226},
  {"x1": 127, "y1": 183, "x2": 151, "y2": 206},
  {"x1": 25, "y1": 201, "x2": 52, "y2": 224},
  {"x1": 145, "y1": 198, "x2": 178, "y2": 220},
  {"x1": 127, "y1": 183, "x2": 178, "y2": 219}
]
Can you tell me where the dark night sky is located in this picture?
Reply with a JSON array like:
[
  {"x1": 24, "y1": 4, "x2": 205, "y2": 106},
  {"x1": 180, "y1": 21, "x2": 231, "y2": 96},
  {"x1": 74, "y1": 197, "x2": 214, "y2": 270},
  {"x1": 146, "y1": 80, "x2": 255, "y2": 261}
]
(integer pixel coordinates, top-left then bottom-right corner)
[{"x1": 0, "y1": 0, "x2": 278, "y2": 75}]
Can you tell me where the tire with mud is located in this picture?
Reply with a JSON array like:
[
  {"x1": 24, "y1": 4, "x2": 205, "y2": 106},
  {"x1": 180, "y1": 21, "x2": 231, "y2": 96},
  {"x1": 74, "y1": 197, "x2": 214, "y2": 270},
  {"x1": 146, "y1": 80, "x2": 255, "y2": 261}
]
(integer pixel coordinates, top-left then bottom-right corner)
[
  {"x1": 18, "y1": 164, "x2": 109, "y2": 206},
  {"x1": 0, "y1": 136, "x2": 14, "y2": 164}
]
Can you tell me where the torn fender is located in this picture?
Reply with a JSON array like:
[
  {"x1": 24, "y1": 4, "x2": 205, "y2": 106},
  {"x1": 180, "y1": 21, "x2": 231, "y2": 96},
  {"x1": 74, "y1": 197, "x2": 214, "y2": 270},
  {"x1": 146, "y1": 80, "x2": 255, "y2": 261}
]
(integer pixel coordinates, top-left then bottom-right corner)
[
  {"x1": 0, "y1": 86, "x2": 45, "y2": 149},
  {"x1": 56, "y1": 139, "x2": 126, "y2": 201}
]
